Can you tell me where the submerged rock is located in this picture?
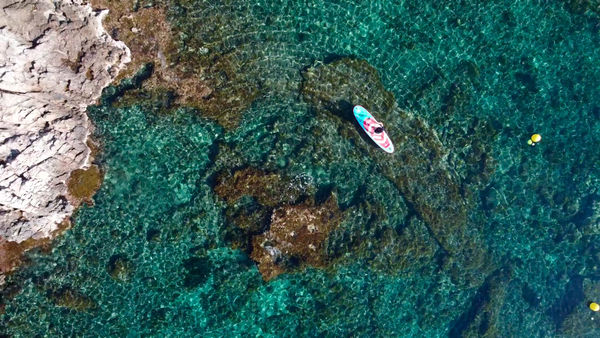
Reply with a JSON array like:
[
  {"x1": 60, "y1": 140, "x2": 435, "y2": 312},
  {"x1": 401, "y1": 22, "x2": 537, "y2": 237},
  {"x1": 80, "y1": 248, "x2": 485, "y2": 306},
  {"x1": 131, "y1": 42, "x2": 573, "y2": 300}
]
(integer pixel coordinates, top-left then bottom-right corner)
[
  {"x1": 214, "y1": 167, "x2": 306, "y2": 208},
  {"x1": 214, "y1": 168, "x2": 307, "y2": 250},
  {"x1": 251, "y1": 196, "x2": 342, "y2": 281},
  {"x1": 448, "y1": 268, "x2": 513, "y2": 337},
  {"x1": 301, "y1": 57, "x2": 485, "y2": 270},
  {"x1": 107, "y1": 254, "x2": 134, "y2": 282},
  {"x1": 47, "y1": 286, "x2": 96, "y2": 311},
  {"x1": 67, "y1": 165, "x2": 103, "y2": 206},
  {"x1": 214, "y1": 167, "x2": 345, "y2": 280},
  {"x1": 89, "y1": 0, "x2": 259, "y2": 129},
  {"x1": 0, "y1": 0, "x2": 130, "y2": 281}
]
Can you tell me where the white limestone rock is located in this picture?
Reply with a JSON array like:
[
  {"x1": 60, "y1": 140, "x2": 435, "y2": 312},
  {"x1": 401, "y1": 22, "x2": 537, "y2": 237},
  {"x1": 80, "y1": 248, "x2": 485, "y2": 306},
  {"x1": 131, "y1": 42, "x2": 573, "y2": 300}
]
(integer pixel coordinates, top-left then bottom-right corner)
[{"x1": 0, "y1": 0, "x2": 130, "y2": 242}]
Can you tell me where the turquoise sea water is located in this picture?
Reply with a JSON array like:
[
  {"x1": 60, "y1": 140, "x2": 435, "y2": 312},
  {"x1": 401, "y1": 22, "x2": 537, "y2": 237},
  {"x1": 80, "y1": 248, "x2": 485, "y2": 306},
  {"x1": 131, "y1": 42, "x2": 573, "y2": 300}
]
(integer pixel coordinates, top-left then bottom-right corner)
[{"x1": 2, "y1": 0, "x2": 600, "y2": 336}]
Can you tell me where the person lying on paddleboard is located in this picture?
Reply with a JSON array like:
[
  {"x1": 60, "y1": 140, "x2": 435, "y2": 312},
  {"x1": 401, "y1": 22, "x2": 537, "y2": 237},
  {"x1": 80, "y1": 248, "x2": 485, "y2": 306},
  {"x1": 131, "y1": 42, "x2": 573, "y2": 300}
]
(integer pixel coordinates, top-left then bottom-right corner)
[
  {"x1": 353, "y1": 104, "x2": 394, "y2": 153},
  {"x1": 372, "y1": 123, "x2": 384, "y2": 134}
]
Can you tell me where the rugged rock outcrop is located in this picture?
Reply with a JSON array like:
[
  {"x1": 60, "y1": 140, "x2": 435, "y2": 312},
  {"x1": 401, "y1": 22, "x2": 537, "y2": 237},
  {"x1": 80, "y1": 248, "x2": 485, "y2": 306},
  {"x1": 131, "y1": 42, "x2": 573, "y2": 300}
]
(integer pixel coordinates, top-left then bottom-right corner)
[
  {"x1": 89, "y1": 0, "x2": 252, "y2": 130},
  {"x1": 214, "y1": 167, "x2": 346, "y2": 280},
  {"x1": 251, "y1": 196, "x2": 342, "y2": 281},
  {"x1": 0, "y1": 0, "x2": 130, "y2": 278}
]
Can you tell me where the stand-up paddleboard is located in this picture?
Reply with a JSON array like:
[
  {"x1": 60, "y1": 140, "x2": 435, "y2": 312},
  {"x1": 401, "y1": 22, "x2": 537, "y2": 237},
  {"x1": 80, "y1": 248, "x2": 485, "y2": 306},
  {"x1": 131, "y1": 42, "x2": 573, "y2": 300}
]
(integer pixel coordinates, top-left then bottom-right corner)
[{"x1": 353, "y1": 105, "x2": 394, "y2": 153}]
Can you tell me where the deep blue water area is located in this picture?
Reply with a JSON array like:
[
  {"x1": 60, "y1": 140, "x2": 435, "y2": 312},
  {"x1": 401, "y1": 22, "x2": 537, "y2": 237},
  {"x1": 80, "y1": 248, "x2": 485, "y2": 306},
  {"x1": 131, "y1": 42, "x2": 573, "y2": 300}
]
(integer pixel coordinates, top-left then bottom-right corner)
[{"x1": 1, "y1": 0, "x2": 600, "y2": 336}]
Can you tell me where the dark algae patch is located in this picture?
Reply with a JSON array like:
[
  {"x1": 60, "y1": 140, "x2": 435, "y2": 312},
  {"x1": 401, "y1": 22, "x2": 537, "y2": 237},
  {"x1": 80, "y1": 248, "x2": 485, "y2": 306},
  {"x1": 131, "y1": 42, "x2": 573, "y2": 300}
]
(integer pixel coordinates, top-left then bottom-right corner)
[
  {"x1": 106, "y1": 254, "x2": 134, "y2": 283},
  {"x1": 67, "y1": 165, "x2": 103, "y2": 205},
  {"x1": 2, "y1": 0, "x2": 600, "y2": 336},
  {"x1": 47, "y1": 287, "x2": 96, "y2": 311},
  {"x1": 215, "y1": 167, "x2": 343, "y2": 280},
  {"x1": 250, "y1": 195, "x2": 342, "y2": 280}
]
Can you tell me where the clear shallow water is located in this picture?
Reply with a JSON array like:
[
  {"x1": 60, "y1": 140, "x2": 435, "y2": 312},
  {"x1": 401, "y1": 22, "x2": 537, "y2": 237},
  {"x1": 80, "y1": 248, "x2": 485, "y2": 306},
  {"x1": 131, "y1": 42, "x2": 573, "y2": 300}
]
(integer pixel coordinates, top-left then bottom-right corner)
[{"x1": 2, "y1": 0, "x2": 600, "y2": 336}]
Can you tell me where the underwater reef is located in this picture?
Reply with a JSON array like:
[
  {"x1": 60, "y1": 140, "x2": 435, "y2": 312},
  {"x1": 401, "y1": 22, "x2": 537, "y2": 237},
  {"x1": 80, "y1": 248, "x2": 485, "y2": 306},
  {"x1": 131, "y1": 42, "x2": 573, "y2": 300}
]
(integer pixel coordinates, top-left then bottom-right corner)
[{"x1": 1, "y1": 0, "x2": 600, "y2": 336}]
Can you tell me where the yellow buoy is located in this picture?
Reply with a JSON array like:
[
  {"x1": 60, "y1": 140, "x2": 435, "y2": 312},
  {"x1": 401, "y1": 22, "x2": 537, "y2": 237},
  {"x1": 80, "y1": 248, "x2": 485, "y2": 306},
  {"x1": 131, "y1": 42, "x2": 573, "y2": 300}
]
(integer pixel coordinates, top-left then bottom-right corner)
[
  {"x1": 531, "y1": 133, "x2": 542, "y2": 143},
  {"x1": 590, "y1": 302, "x2": 600, "y2": 312}
]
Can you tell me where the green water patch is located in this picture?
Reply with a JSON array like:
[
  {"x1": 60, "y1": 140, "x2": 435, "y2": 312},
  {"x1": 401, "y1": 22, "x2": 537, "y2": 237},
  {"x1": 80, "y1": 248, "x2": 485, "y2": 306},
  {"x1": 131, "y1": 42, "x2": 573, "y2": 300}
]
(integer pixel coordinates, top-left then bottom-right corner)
[
  {"x1": 0, "y1": 88, "x2": 456, "y2": 337},
  {"x1": 2, "y1": 0, "x2": 600, "y2": 336}
]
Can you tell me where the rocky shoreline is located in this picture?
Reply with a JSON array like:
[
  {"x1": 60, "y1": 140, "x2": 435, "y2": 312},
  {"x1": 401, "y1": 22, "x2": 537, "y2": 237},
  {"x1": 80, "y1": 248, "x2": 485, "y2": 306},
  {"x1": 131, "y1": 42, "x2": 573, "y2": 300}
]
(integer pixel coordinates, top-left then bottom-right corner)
[{"x1": 0, "y1": 0, "x2": 130, "y2": 282}]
